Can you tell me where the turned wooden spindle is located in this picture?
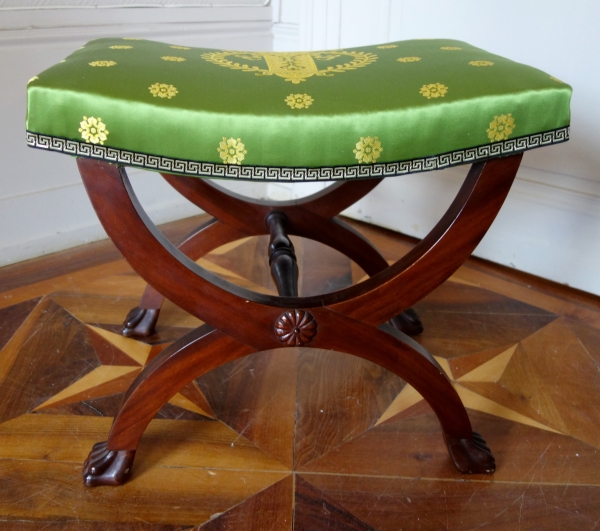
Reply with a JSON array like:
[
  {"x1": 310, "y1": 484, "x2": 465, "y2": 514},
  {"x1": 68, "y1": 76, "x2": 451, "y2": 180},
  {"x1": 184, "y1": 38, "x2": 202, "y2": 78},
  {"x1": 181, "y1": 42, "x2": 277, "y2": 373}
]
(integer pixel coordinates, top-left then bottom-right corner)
[{"x1": 266, "y1": 211, "x2": 299, "y2": 297}]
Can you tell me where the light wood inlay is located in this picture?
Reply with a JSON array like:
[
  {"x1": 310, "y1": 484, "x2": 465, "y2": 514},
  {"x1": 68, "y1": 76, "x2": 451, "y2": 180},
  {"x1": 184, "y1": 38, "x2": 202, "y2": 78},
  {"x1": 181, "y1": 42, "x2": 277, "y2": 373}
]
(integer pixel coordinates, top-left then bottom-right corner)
[
  {"x1": 33, "y1": 366, "x2": 141, "y2": 411},
  {"x1": 375, "y1": 384, "x2": 422, "y2": 426},
  {"x1": 455, "y1": 384, "x2": 562, "y2": 433},
  {"x1": 87, "y1": 325, "x2": 152, "y2": 365},
  {"x1": 167, "y1": 392, "x2": 214, "y2": 418},
  {"x1": 457, "y1": 344, "x2": 517, "y2": 382}
]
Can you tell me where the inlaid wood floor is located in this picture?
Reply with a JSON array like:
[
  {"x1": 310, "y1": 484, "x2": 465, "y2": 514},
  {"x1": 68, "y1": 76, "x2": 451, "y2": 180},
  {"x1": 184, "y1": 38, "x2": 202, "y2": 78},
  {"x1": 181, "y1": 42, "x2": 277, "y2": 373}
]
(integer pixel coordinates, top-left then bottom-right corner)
[{"x1": 1, "y1": 214, "x2": 600, "y2": 530}]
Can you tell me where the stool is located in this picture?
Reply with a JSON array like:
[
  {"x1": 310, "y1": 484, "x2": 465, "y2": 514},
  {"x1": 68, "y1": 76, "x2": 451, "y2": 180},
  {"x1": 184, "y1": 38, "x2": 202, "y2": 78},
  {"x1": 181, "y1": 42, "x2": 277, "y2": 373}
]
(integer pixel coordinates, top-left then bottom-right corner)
[{"x1": 26, "y1": 38, "x2": 571, "y2": 487}]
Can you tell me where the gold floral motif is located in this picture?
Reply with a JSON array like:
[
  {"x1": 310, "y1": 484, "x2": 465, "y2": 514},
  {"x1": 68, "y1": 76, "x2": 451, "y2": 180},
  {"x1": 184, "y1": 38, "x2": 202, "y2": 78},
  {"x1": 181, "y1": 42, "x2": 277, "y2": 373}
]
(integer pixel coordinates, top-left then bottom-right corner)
[
  {"x1": 285, "y1": 93, "x2": 314, "y2": 109},
  {"x1": 218, "y1": 137, "x2": 247, "y2": 165},
  {"x1": 397, "y1": 56, "x2": 421, "y2": 63},
  {"x1": 89, "y1": 61, "x2": 117, "y2": 67},
  {"x1": 487, "y1": 113, "x2": 515, "y2": 142},
  {"x1": 354, "y1": 136, "x2": 382, "y2": 164},
  {"x1": 469, "y1": 60, "x2": 494, "y2": 66},
  {"x1": 170, "y1": 45, "x2": 190, "y2": 50},
  {"x1": 420, "y1": 83, "x2": 448, "y2": 99},
  {"x1": 441, "y1": 46, "x2": 462, "y2": 50},
  {"x1": 79, "y1": 116, "x2": 109, "y2": 145},
  {"x1": 377, "y1": 44, "x2": 397, "y2": 49},
  {"x1": 110, "y1": 45, "x2": 133, "y2": 49},
  {"x1": 161, "y1": 56, "x2": 186, "y2": 62},
  {"x1": 149, "y1": 83, "x2": 178, "y2": 99},
  {"x1": 28, "y1": 76, "x2": 39, "y2": 84},
  {"x1": 201, "y1": 50, "x2": 377, "y2": 84}
]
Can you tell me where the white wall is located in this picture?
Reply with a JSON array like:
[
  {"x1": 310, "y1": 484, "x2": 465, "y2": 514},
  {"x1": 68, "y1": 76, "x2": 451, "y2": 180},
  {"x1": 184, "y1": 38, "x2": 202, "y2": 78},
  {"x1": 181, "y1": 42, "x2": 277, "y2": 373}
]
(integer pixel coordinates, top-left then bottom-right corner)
[
  {"x1": 3, "y1": 0, "x2": 600, "y2": 297},
  {"x1": 270, "y1": 0, "x2": 600, "y2": 296},
  {"x1": 271, "y1": 0, "x2": 299, "y2": 51},
  {"x1": 0, "y1": 4, "x2": 272, "y2": 267}
]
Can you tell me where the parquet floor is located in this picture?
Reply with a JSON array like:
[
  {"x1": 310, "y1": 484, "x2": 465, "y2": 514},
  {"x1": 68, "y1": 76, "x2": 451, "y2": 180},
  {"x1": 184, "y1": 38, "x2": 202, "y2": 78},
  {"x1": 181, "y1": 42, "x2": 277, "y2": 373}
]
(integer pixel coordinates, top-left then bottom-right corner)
[{"x1": 1, "y1": 214, "x2": 600, "y2": 530}]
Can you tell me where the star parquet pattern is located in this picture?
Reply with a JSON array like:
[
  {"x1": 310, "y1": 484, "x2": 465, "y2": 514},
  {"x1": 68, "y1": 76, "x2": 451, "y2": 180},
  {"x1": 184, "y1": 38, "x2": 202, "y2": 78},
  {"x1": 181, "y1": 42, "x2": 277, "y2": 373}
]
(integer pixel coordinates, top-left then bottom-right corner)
[{"x1": 1, "y1": 216, "x2": 600, "y2": 529}]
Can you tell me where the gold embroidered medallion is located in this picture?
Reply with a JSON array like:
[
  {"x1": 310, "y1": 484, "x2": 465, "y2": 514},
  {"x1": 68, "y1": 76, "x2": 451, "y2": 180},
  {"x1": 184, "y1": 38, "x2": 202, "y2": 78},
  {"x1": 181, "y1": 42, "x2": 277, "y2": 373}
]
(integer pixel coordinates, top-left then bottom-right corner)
[
  {"x1": 149, "y1": 83, "x2": 178, "y2": 99},
  {"x1": 285, "y1": 94, "x2": 314, "y2": 109},
  {"x1": 218, "y1": 137, "x2": 247, "y2": 165},
  {"x1": 487, "y1": 114, "x2": 515, "y2": 142},
  {"x1": 201, "y1": 51, "x2": 378, "y2": 84},
  {"x1": 89, "y1": 61, "x2": 117, "y2": 67},
  {"x1": 79, "y1": 116, "x2": 109, "y2": 145},
  {"x1": 354, "y1": 136, "x2": 383, "y2": 164},
  {"x1": 420, "y1": 83, "x2": 448, "y2": 99}
]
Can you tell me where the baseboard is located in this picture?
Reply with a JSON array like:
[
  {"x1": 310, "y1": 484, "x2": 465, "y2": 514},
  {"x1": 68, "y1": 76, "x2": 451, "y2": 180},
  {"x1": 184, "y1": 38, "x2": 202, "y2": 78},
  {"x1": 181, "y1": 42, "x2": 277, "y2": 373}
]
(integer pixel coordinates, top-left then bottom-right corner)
[
  {"x1": 342, "y1": 164, "x2": 600, "y2": 296},
  {"x1": 0, "y1": 178, "x2": 199, "y2": 267},
  {"x1": 0, "y1": 170, "x2": 273, "y2": 267}
]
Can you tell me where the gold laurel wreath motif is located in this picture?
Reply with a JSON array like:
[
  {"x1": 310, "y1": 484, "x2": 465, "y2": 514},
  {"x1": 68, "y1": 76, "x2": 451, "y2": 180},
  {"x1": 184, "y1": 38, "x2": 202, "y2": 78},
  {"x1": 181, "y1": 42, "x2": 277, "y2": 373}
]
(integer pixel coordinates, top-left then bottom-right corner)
[{"x1": 201, "y1": 51, "x2": 378, "y2": 83}]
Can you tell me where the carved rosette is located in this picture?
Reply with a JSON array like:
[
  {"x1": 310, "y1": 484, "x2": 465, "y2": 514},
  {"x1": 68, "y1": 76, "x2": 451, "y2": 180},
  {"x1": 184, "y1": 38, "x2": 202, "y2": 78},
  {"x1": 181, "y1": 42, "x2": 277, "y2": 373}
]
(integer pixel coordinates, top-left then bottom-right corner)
[{"x1": 275, "y1": 310, "x2": 317, "y2": 346}]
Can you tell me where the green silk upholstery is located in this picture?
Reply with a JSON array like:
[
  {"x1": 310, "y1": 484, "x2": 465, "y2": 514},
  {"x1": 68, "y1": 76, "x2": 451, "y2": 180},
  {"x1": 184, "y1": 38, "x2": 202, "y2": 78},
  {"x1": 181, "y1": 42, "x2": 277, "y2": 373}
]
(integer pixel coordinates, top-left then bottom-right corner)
[{"x1": 26, "y1": 38, "x2": 571, "y2": 181}]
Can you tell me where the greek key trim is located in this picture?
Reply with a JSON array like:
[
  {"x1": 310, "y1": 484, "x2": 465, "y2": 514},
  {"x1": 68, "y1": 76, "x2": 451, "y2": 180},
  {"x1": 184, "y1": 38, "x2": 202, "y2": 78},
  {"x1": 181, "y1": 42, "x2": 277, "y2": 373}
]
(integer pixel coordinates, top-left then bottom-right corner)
[{"x1": 26, "y1": 127, "x2": 569, "y2": 182}]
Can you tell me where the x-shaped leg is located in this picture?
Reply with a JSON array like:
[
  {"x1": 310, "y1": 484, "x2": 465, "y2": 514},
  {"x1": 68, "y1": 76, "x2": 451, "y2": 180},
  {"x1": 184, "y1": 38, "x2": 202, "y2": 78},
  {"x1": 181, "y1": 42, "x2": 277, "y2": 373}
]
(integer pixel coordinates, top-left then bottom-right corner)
[
  {"x1": 123, "y1": 173, "x2": 423, "y2": 337},
  {"x1": 77, "y1": 153, "x2": 522, "y2": 486}
]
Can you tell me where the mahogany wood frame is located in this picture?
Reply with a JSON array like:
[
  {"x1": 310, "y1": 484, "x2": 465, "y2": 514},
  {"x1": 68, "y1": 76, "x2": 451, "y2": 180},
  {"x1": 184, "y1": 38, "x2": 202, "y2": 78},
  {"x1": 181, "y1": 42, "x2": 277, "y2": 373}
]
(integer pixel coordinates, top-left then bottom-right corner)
[{"x1": 77, "y1": 153, "x2": 523, "y2": 487}]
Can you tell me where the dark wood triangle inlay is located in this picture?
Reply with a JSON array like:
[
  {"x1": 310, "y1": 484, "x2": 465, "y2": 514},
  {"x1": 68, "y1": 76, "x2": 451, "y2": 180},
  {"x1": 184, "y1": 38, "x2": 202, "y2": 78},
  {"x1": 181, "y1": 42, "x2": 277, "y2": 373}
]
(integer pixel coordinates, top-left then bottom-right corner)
[
  {"x1": 86, "y1": 325, "x2": 142, "y2": 366},
  {"x1": 0, "y1": 300, "x2": 100, "y2": 424},
  {"x1": 295, "y1": 348, "x2": 405, "y2": 470},
  {"x1": 0, "y1": 298, "x2": 42, "y2": 352},
  {"x1": 294, "y1": 475, "x2": 377, "y2": 531},
  {"x1": 199, "y1": 475, "x2": 293, "y2": 531},
  {"x1": 197, "y1": 349, "x2": 298, "y2": 468}
]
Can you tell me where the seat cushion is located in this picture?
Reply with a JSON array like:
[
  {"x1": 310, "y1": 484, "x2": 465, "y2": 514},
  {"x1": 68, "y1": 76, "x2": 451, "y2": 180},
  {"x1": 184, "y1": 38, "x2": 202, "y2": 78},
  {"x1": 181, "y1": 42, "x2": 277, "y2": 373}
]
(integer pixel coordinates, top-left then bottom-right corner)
[{"x1": 26, "y1": 38, "x2": 571, "y2": 181}]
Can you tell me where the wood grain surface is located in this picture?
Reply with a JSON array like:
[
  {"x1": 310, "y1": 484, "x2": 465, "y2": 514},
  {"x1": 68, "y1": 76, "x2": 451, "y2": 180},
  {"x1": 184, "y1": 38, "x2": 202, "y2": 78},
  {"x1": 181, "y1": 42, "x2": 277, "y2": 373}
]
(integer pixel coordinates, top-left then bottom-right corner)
[{"x1": 1, "y1": 212, "x2": 599, "y2": 528}]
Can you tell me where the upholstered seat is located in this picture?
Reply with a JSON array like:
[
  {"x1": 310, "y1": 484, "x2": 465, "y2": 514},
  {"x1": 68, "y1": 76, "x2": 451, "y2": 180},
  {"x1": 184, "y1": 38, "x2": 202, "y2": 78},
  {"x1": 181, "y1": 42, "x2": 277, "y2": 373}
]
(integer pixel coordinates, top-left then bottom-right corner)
[
  {"x1": 26, "y1": 38, "x2": 571, "y2": 180},
  {"x1": 24, "y1": 38, "x2": 571, "y2": 488}
]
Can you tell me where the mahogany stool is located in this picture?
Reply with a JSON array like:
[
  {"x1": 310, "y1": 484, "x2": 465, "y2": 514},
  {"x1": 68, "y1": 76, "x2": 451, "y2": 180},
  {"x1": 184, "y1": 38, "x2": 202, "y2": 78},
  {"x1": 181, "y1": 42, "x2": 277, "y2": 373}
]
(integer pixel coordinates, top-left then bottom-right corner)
[{"x1": 26, "y1": 38, "x2": 571, "y2": 487}]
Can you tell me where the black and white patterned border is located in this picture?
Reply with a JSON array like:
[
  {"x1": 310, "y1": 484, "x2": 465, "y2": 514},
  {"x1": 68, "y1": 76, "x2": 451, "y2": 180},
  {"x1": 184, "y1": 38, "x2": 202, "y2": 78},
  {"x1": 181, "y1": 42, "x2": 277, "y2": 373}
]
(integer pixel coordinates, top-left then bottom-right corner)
[{"x1": 26, "y1": 127, "x2": 569, "y2": 181}]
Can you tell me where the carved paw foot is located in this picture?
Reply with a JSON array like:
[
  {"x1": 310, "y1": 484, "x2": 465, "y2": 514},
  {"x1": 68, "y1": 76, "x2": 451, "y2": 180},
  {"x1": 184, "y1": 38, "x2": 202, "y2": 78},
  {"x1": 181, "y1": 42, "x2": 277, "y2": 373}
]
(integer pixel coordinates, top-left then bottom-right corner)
[
  {"x1": 83, "y1": 441, "x2": 136, "y2": 487},
  {"x1": 122, "y1": 307, "x2": 160, "y2": 337},
  {"x1": 445, "y1": 431, "x2": 496, "y2": 474},
  {"x1": 390, "y1": 308, "x2": 424, "y2": 336}
]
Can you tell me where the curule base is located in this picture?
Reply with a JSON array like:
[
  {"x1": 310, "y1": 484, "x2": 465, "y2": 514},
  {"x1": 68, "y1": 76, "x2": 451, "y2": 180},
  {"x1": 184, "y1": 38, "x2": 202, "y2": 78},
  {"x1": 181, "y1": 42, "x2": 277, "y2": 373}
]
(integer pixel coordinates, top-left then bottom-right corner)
[
  {"x1": 83, "y1": 441, "x2": 136, "y2": 487},
  {"x1": 444, "y1": 431, "x2": 496, "y2": 474},
  {"x1": 122, "y1": 306, "x2": 160, "y2": 337}
]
